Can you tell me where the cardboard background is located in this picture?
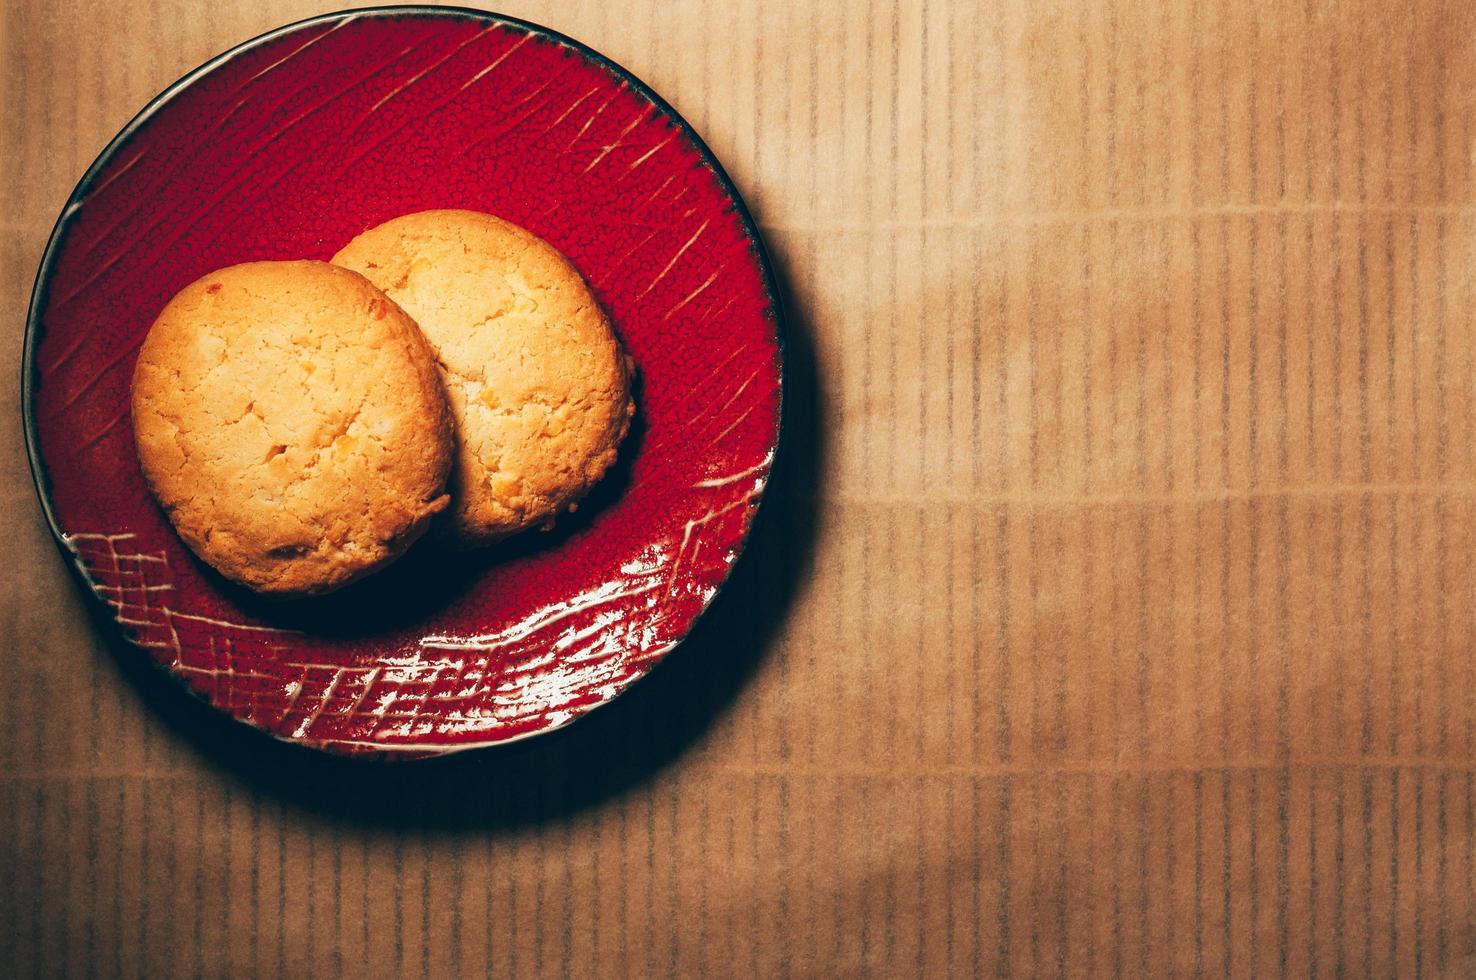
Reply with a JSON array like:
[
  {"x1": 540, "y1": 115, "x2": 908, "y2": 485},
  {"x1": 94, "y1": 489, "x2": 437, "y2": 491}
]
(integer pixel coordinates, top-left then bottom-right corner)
[{"x1": 5, "y1": 0, "x2": 1476, "y2": 974}]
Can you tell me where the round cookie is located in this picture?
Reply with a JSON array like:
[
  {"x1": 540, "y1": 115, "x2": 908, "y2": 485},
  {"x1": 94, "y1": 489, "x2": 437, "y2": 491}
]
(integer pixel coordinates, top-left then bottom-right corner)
[
  {"x1": 131, "y1": 260, "x2": 455, "y2": 595},
  {"x1": 333, "y1": 210, "x2": 634, "y2": 547}
]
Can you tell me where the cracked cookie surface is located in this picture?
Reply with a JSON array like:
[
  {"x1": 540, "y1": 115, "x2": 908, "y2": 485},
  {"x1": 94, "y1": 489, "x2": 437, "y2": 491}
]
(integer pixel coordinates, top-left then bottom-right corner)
[
  {"x1": 131, "y1": 260, "x2": 455, "y2": 595},
  {"x1": 333, "y1": 210, "x2": 634, "y2": 547}
]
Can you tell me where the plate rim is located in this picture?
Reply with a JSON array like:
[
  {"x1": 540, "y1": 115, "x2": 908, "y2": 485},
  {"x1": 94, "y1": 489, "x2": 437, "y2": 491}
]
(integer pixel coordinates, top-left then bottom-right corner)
[{"x1": 20, "y1": 4, "x2": 788, "y2": 759}]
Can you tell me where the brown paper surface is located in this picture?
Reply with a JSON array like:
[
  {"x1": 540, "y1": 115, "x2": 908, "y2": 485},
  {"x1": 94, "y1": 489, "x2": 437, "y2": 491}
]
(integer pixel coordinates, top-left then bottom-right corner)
[{"x1": 5, "y1": 0, "x2": 1476, "y2": 975}]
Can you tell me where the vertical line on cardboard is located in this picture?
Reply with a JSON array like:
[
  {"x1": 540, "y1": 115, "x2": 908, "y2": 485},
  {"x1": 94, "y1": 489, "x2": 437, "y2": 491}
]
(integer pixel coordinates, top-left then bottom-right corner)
[
  {"x1": 449, "y1": 830, "x2": 463, "y2": 977},
  {"x1": 1276, "y1": 494, "x2": 1292, "y2": 979},
  {"x1": 1434, "y1": 494, "x2": 1451, "y2": 972},
  {"x1": 1107, "y1": 202, "x2": 1121, "y2": 502},
  {"x1": 1056, "y1": 771, "x2": 1069, "y2": 979},
  {"x1": 1433, "y1": 154, "x2": 1450, "y2": 489},
  {"x1": 944, "y1": 775, "x2": 957, "y2": 976},
  {"x1": 970, "y1": 774, "x2": 981, "y2": 978},
  {"x1": 56, "y1": 774, "x2": 74, "y2": 979},
  {"x1": 1432, "y1": 163, "x2": 1456, "y2": 974},
  {"x1": 267, "y1": 801, "x2": 281, "y2": 980},
  {"x1": 883, "y1": 509, "x2": 899, "y2": 763},
  {"x1": 946, "y1": 501, "x2": 958, "y2": 768},
  {"x1": 666, "y1": 779, "x2": 679, "y2": 978},
  {"x1": 1437, "y1": 766, "x2": 1449, "y2": 970},
  {"x1": 860, "y1": 0, "x2": 874, "y2": 494},
  {"x1": 1333, "y1": 765, "x2": 1347, "y2": 977},
  {"x1": 1079, "y1": 10, "x2": 1095, "y2": 492},
  {"x1": 1027, "y1": 233, "x2": 1041, "y2": 499},
  {"x1": 1309, "y1": 765, "x2": 1322, "y2": 978},
  {"x1": 358, "y1": 835, "x2": 370, "y2": 978},
  {"x1": 1357, "y1": 208, "x2": 1373, "y2": 491},
  {"x1": 329, "y1": 816, "x2": 342, "y2": 979},
  {"x1": 390, "y1": 831, "x2": 405, "y2": 978},
  {"x1": 0, "y1": 782, "x2": 14, "y2": 973},
  {"x1": 940, "y1": 5, "x2": 957, "y2": 509},
  {"x1": 1360, "y1": 770, "x2": 1374, "y2": 968},
  {"x1": 159, "y1": 773, "x2": 178, "y2": 978},
  {"x1": 1220, "y1": 769, "x2": 1232, "y2": 978},
  {"x1": 130, "y1": 776, "x2": 151, "y2": 976},
  {"x1": 246, "y1": 790, "x2": 259, "y2": 977},
  {"x1": 1252, "y1": 769, "x2": 1267, "y2": 976},
  {"x1": 80, "y1": 775, "x2": 98, "y2": 979},
  {"x1": 918, "y1": 502, "x2": 930, "y2": 761},
  {"x1": 970, "y1": 5, "x2": 986, "y2": 496},
  {"x1": 918, "y1": 1, "x2": 931, "y2": 502},
  {"x1": 997, "y1": 775, "x2": 1012, "y2": 977},
  {"x1": 1192, "y1": 767, "x2": 1204, "y2": 974},
  {"x1": 492, "y1": 808, "x2": 504, "y2": 974},
  {"x1": 1465, "y1": 769, "x2": 1476, "y2": 967},
  {"x1": 1108, "y1": 774, "x2": 1122, "y2": 979},
  {"x1": 1135, "y1": 504, "x2": 1149, "y2": 978},
  {"x1": 687, "y1": 773, "x2": 705, "y2": 972},
  {"x1": 1218, "y1": 497, "x2": 1233, "y2": 974},
  {"x1": 856, "y1": 774, "x2": 872, "y2": 971},
  {"x1": 995, "y1": 507, "x2": 1012, "y2": 766},
  {"x1": 1029, "y1": 451, "x2": 1043, "y2": 767},
  {"x1": 883, "y1": 2, "x2": 899, "y2": 497},
  {"x1": 26, "y1": 783, "x2": 45, "y2": 980},
  {"x1": 301, "y1": 818, "x2": 316, "y2": 980},
  {"x1": 1414, "y1": 770, "x2": 1426, "y2": 977},
  {"x1": 422, "y1": 819, "x2": 435, "y2": 980}
]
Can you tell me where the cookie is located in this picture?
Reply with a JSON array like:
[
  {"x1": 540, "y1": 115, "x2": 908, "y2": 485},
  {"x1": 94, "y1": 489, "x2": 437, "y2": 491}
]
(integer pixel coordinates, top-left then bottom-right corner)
[
  {"x1": 131, "y1": 260, "x2": 455, "y2": 595},
  {"x1": 333, "y1": 210, "x2": 634, "y2": 547}
]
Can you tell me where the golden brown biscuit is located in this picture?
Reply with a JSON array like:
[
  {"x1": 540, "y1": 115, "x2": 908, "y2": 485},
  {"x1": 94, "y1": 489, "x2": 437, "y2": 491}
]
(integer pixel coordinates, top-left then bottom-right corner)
[
  {"x1": 131, "y1": 260, "x2": 455, "y2": 595},
  {"x1": 333, "y1": 210, "x2": 634, "y2": 547}
]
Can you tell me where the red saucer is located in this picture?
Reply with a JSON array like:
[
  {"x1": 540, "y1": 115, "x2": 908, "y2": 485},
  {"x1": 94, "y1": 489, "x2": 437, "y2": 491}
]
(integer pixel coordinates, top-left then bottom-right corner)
[{"x1": 23, "y1": 7, "x2": 783, "y2": 757}]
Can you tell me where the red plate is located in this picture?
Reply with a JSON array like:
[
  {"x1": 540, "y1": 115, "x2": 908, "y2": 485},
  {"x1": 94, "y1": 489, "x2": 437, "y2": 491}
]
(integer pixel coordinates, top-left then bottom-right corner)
[{"x1": 22, "y1": 7, "x2": 783, "y2": 757}]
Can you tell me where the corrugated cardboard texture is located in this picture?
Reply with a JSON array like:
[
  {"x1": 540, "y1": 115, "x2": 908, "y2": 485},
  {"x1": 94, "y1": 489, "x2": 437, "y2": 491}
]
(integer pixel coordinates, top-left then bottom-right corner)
[{"x1": 6, "y1": 0, "x2": 1476, "y2": 975}]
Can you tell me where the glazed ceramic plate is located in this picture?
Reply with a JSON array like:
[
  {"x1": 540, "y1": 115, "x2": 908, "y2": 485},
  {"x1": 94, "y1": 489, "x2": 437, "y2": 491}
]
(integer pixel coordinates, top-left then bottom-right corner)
[{"x1": 23, "y1": 7, "x2": 783, "y2": 756}]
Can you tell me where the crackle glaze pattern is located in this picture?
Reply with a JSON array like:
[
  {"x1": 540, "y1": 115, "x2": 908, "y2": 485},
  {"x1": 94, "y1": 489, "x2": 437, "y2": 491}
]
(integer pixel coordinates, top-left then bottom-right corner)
[{"x1": 25, "y1": 9, "x2": 782, "y2": 756}]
